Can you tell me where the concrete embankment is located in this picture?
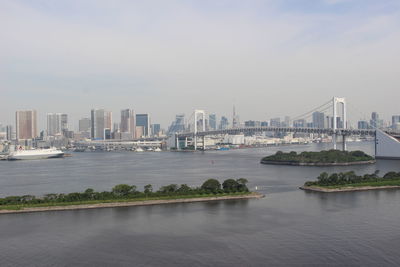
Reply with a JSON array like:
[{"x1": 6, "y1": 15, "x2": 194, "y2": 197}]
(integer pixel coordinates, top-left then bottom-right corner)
[
  {"x1": 261, "y1": 160, "x2": 376, "y2": 166},
  {"x1": 300, "y1": 185, "x2": 400, "y2": 193},
  {"x1": 0, "y1": 192, "x2": 265, "y2": 214}
]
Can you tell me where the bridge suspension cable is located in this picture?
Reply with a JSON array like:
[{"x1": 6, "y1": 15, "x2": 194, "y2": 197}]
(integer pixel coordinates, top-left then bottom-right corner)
[{"x1": 290, "y1": 99, "x2": 332, "y2": 122}]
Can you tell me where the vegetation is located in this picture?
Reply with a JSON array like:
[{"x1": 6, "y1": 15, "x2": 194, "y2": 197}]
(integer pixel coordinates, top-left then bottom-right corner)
[
  {"x1": 304, "y1": 171, "x2": 400, "y2": 188},
  {"x1": 261, "y1": 150, "x2": 374, "y2": 164},
  {"x1": 0, "y1": 178, "x2": 250, "y2": 210}
]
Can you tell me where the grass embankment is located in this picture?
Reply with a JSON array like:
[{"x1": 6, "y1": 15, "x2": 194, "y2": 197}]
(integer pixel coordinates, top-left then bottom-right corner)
[
  {"x1": 261, "y1": 150, "x2": 375, "y2": 165},
  {"x1": 302, "y1": 171, "x2": 400, "y2": 192},
  {"x1": 0, "y1": 192, "x2": 254, "y2": 211}
]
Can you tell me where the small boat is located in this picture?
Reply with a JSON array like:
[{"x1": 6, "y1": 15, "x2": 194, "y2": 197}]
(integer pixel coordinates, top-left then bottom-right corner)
[
  {"x1": 154, "y1": 147, "x2": 162, "y2": 152},
  {"x1": 136, "y1": 147, "x2": 144, "y2": 152}
]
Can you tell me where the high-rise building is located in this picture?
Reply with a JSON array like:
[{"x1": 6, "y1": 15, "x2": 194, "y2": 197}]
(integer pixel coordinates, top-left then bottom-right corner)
[
  {"x1": 120, "y1": 109, "x2": 136, "y2": 139},
  {"x1": 61, "y1": 114, "x2": 68, "y2": 132},
  {"x1": 151, "y1": 124, "x2": 161, "y2": 136},
  {"x1": 219, "y1": 116, "x2": 229, "y2": 130},
  {"x1": 136, "y1": 114, "x2": 150, "y2": 137},
  {"x1": 370, "y1": 112, "x2": 383, "y2": 129},
  {"x1": 47, "y1": 113, "x2": 68, "y2": 136},
  {"x1": 16, "y1": 110, "x2": 37, "y2": 140},
  {"x1": 392, "y1": 115, "x2": 400, "y2": 128},
  {"x1": 79, "y1": 118, "x2": 91, "y2": 132},
  {"x1": 91, "y1": 109, "x2": 112, "y2": 140},
  {"x1": 209, "y1": 114, "x2": 217, "y2": 130},
  {"x1": 293, "y1": 119, "x2": 306, "y2": 128},
  {"x1": 232, "y1": 105, "x2": 240, "y2": 128},
  {"x1": 270, "y1": 118, "x2": 281, "y2": 127},
  {"x1": 312, "y1": 112, "x2": 325, "y2": 129},
  {"x1": 358, "y1": 120, "x2": 369, "y2": 129},
  {"x1": 6, "y1": 125, "x2": 13, "y2": 141}
]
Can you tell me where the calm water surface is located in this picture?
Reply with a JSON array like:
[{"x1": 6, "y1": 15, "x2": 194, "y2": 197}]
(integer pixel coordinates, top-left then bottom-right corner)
[{"x1": 1, "y1": 142, "x2": 400, "y2": 266}]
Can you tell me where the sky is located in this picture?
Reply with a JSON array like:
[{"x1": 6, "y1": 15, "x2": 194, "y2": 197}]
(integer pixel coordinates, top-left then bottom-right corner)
[{"x1": 1, "y1": 0, "x2": 399, "y2": 130}]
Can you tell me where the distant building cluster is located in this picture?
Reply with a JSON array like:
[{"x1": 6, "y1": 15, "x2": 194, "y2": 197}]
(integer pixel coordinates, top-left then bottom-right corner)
[{"x1": 0, "y1": 108, "x2": 165, "y2": 148}]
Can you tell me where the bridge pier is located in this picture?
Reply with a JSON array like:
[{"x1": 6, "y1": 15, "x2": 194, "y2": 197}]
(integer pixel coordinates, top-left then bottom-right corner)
[
  {"x1": 175, "y1": 135, "x2": 180, "y2": 150},
  {"x1": 185, "y1": 137, "x2": 188, "y2": 148},
  {"x1": 333, "y1": 134, "x2": 337, "y2": 150},
  {"x1": 342, "y1": 135, "x2": 347, "y2": 151},
  {"x1": 194, "y1": 135, "x2": 197, "y2": 151}
]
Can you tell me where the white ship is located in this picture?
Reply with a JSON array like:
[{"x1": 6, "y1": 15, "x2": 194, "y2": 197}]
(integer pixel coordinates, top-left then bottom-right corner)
[{"x1": 8, "y1": 148, "x2": 64, "y2": 160}]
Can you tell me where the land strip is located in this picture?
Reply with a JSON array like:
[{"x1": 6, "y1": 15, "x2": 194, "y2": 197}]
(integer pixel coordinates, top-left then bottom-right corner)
[{"x1": 0, "y1": 192, "x2": 264, "y2": 214}]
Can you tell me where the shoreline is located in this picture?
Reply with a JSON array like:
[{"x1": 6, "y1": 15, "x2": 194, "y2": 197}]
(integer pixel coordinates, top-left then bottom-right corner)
[
  {"x1": 300, "y1": 185, "x2": 400, "y2": 193},
  {"x1": 260, "y1": 160, "x2": 376, "y2": 166},
  {"x1": 0, "y1": 192, "x2": 264, "y2": 214}
]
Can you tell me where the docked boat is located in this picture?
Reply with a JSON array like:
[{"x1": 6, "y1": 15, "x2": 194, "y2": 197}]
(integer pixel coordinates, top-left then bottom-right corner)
[
  {"x1": 7, "y1": 148, "x2": 64, "y2": 160},
  {"x1": 135, "y1": 147, "x2": 144, "y2": 152},
  {"x1": 154, "y1": 147, "x2": 162, "y2": 152}
]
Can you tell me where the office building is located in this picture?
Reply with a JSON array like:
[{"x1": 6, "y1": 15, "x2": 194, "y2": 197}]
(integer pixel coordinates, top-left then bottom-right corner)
[
  {"x1": 16, "y1": 110, "x2": 37, "y2": 140},
  {"x1": 47, "y1": 113, "x2": 68, "y2": 136},
  {"x1": 219, "y1": 116, "x2": 229, "y2": 130},
  {"x1": 270, "y1": 118, "x2": 281, "y2": 127},
  {"x1": 120, "y1": 109, "x2": 136, "y2": 139},
  {"x1": 312, "y1": 112, "x2": 325, "y2": 129},
  {"x1": 91, "y1": 109, "x2": 112, "y2": 140},
  {"x1": 151, "y1": 124, "x2": 161, "y2": 136},
  {"x1": 136, "y1": 114, "x2": 150, "y2": 137},
  {"x1": 79, "y1": 118, "x2": 91, "y2": 132},
  {"x1": 358, "y1": 120, "x2": 369, "y2": 129},
  {"x1": 392, "y1": 115, "x2": 400, "y2": 128},
  {"x1": 209, "y1": 114, "x2": 217, "y2": 130}
]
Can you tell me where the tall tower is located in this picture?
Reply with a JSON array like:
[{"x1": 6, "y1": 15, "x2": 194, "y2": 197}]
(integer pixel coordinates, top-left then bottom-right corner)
[{"x1": 16, "y1": 110, "x2": 37, "y2": 140}]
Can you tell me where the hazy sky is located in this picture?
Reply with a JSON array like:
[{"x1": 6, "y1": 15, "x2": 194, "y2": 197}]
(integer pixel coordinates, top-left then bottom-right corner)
[{"x1": 1, "y1": 0, "x2": 399, "y2": 130}]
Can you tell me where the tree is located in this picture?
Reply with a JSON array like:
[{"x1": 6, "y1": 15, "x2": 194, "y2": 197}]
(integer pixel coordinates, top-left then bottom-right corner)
[
  {"x1": 159, "y1": 184, "x2": 178, "y2": 194},
  {"x1": 112, "y1": 184, "x2": 136, "y2": 197},
  {"x1": 237, "y1": 178, "x2": 249, "y2": 192},
  {"x1": 201, "y1": 179, "x2": 221, "y2": 193},
  {"x1": 144, "y1": 184, "x2": 153, "y2": 194},
  {"x1": 177, "y1": 184, "x2": 192, "y2": 194},
  {"x1": 222, "y1": 179, "x2": 239, "y2": 192}
]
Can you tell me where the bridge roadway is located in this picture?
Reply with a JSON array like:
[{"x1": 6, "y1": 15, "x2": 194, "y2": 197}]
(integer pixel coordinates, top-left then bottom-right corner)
[{"x1": 176, "y1": 126, "x2": 378, "y2": 138}]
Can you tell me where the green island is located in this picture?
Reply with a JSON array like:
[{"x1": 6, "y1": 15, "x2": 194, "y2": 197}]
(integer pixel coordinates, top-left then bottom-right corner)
[
  {"x1": 301, "y1": 171, "x2": 400, "y2": 192},
  {"x1": 0, "y1": 178, "x2": 263, "y2": 214},
  {"x1": 260, "y1": 149, "x2": 375, "y2": 166}
]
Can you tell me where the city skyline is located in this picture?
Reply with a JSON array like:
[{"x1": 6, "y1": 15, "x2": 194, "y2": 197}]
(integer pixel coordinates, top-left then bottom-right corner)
[{"x1": 1, "y1": 0, "x2": 400, "y2": 128}]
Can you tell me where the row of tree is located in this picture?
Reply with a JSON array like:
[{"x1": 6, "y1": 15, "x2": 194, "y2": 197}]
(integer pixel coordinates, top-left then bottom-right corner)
[
  {"x1": 0, "y1": 178, "x2": 249, "y2": 206},
  {"x1": 262, "y1": 150, "x2": 374, "y2": 163},
  {"x1": 305, "y1": 171, "x2": 400, "y2": 186}
]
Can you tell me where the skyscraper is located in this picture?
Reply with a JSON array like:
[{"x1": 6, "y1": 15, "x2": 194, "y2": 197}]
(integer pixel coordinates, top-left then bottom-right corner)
[
  {"x1": 151, "y1": 124, "x2": 161, "y2": 136},
  {"x1": 219, "y1": 116, "x2": 229, "y2": 130},
  {"x1": 209, "y1": 114, "x2": 217, "y2": 130},
  {"x1": 392, "y1": 115, "x2": 400, "y2": 128},
  {"x1": 16, "y1": 110, "x2": 37, "y2": 140},
  {"x1": 79, "y1": 118, "x2": 91, "y2": 132},
  {"x1": 47, "y1": 113, "x2": 68, "y2": 136},
  {"x1": 312, "y1": 112, "x2": 325, "y2": 128},
  {"x1": 91, "y1": 109, "x2": 112, "y2": 140},
  {"x1": 270, "y1": 118, "x2": 281, "y2": 127},
  {"x1": 136, "y1": 114, "x2": 150, "y2": 137},
  {"x1": 120, "y1": 109, "x2": 136, "y2": 139},
  {"x1": 6, "y1": 125, "x2": 13, "y2": 141}
]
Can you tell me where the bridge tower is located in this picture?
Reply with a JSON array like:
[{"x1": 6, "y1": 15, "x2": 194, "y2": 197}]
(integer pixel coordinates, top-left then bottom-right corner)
[
  {"x1": 194, "y1": 110, "x2": 206, "y2": 150},
  {"x1": 332, "y1": 97, "x2": 346, "y2": 150}
]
